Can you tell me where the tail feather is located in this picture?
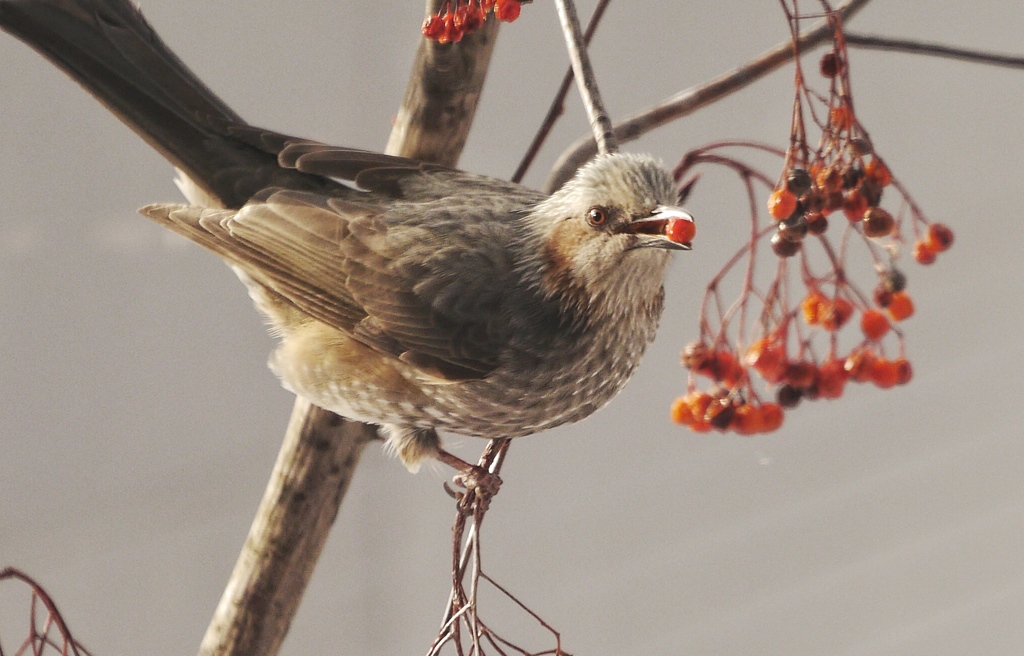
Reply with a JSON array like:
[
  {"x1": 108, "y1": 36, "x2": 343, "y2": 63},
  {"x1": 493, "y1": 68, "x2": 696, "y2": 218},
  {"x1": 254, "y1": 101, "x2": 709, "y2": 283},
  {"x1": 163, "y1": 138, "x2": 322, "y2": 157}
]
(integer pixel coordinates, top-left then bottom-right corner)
[{"x1": 0, "y1": 0, "x2": 327, "y2": 207}]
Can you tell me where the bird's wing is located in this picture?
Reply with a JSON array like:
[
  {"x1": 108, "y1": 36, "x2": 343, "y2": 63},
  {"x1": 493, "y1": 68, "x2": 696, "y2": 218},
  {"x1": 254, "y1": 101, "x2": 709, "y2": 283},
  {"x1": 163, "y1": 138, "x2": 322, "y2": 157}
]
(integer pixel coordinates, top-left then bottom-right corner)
[{"x1": 143, "y1": 167, "x2": 545, "y2": 382}]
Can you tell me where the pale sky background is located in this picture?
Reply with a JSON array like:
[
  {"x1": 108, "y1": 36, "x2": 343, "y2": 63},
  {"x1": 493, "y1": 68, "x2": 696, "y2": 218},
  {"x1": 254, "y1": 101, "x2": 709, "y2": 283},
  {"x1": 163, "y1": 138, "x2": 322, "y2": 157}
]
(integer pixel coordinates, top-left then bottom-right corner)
[{"x1": 1, "y1": 1, "x2": 1023, "y2": 654}]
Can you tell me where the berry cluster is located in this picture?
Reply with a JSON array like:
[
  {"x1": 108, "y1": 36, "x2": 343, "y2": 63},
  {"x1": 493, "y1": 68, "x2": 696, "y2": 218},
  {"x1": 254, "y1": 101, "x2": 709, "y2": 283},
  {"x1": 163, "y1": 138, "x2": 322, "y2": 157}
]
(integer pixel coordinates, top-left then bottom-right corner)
[
  {"x1": 421, "y1": 0, "x2": 523, "y2": 43},
  {"x1": 670, "y1": 6, "x2": 954, "y2": 436}
]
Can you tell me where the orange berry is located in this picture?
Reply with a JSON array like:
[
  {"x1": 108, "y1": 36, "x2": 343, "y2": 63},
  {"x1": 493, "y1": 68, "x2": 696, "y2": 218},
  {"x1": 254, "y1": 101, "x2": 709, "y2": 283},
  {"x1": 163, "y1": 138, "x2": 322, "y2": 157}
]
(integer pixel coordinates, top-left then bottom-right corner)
[
  {"x1": 842, "y1": 189, "x2": 869, "y2": 222},
  {"x1": 830, "y1": 105, "x2": 855, "y2": 131},
  {"x1": 801, "y1": 292, "x2": 826, "y2": 325},
  {"x1": 731, "y1": 403, "x2": 763, "y2": 436},
  {"x1": 864, "y1": 158, "x2": 892, "y2": 187},
  {"x1": 869, "y1": 358, "x2": 900, "y2": 389},
  {"x1": 845, "y1": 347, "x2": 878, "y2": 383},
  {"x1": 913, "y1": 240, "x2": 937, "y2": 265},
  {"x1": 685, "y1": 392, "x2": 714, "y2": 432},
  {"x1": 759, "y1": 403, "x2": 785, "y2": 432},
  {"x1": 744, "y1": 337, "x2": 787, "y2": 383},
  {"x1": 767, "y1": 188, "x2": 798, "y2": 220},
  {"x1": 926, "y1": 223, "x2": 954, "y2": 252},
  {"x1": 820, "y1": 297, "x2": 854, "y2": 331},
  {"x1": 816, "y1": 166, "x2": 842, "y2": 192},
  {"x1": 860, "y1": 309, "x2": 890, "y2": 341},
  {"x1": 671, "y1": 396, "x2": 695, "y2": 425},
  {"x1": 887, "y1": 291, "x2": 915, "y2": 321}
]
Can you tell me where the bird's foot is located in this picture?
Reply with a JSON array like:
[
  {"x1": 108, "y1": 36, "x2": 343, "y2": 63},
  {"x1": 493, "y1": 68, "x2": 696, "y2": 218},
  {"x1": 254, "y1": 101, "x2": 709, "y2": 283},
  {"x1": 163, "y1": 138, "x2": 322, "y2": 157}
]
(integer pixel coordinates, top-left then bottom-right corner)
[{"x1": 436, "y1": 449, "x2": 502, "y2": 512}]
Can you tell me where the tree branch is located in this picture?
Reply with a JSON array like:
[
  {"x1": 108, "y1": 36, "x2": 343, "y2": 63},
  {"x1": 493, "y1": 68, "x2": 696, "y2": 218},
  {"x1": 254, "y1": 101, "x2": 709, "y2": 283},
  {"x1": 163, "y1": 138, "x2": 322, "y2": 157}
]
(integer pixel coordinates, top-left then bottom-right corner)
[
  {"x1": 544, "y1": 0, "x2": 872, "y2": 193},
  {"x1": 512, "y1": 0, "x2": 611, "y2": 183},
  {"x1": 845, "y1": 32, "x2": 1024, "y2": 69},
  {"x1": 197, "y1": 5, "x2": 500, "y2": 656},
  {"x1": 553, "y1": 0, "x2": 617, "y2": 155}
]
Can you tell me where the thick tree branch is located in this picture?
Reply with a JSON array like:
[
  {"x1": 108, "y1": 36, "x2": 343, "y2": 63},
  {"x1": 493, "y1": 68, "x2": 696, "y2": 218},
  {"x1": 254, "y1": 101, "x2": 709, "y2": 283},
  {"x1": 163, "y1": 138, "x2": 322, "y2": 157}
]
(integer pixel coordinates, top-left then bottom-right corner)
[
  {"x1": 544, "y1": 0, "x2": 871, "y2": 192},
  {"x1": 197, "y1": 5, "x2": 499, "y2": 656},
  {"x1": 845, "y1": 32, "x2": 1024, "y2": 69}
]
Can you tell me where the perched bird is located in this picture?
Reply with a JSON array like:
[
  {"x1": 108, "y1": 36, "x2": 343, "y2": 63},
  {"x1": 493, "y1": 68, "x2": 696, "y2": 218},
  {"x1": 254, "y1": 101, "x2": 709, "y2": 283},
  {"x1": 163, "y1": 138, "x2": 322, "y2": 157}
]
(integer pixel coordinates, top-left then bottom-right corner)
[{"x1": 0, "y1": 0, "x2": 694, "y2": 478}]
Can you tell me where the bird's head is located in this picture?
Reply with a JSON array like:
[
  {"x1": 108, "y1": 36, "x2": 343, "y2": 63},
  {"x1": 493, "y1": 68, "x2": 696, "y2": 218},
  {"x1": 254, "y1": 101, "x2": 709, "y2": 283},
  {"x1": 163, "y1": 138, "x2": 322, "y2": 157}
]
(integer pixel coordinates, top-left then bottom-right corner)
[{"x1": 528, "y1": 153, "x2": 694, "y2": 314}]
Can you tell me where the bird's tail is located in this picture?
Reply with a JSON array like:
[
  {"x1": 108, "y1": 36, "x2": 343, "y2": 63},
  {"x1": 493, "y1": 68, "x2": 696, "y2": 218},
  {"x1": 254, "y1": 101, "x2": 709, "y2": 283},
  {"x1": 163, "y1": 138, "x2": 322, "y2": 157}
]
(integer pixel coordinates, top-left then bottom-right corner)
[{"x1": 0, "y1": 0, "x2": 322, "y2": 208}]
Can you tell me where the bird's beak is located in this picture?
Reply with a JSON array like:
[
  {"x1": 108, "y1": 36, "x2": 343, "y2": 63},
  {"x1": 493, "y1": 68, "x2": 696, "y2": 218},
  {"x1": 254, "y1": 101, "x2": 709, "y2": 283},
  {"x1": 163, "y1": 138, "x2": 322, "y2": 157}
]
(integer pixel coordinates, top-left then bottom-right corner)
[{"x1": 620, "y1": 206, "x2": 695, "y2": 251}]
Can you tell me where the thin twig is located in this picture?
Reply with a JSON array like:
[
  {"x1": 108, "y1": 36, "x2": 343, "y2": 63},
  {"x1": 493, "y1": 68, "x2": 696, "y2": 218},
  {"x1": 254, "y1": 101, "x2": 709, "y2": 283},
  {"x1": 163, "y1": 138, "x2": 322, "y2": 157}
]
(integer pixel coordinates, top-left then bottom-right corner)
[
  {"x1": 553, "y1": 0, "x2": 618, "y2": 155},
  {"x1": 512, "y1": 0, "x2": 612, "y2": 183},
  {"x1": 845, "y1": 32, "x2": 1024, "y2": 69},
  {"x1": 544, "y1": 0, "x2": 872, "y2": 192}
]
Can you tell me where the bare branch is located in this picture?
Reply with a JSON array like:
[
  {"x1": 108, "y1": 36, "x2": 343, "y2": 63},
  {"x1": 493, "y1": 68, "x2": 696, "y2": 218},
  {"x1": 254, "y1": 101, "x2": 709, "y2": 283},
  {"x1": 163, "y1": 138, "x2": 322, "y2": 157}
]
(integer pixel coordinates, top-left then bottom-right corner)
[
  {"x1": 198, "y1": 4, "x2": 500, "y2": 656},
  {"x1": 544, "y1": 0, "x2": 872, "y2": 193},
  {"x1": 512, "y1": 0, "x2": 612, "y2": 183},
  {"x1": 845, "y1": 32, "x2": 1024, "y2": 69},
  {"x1": 554, "y1": 0, "x2": 618, "y2": 155}
]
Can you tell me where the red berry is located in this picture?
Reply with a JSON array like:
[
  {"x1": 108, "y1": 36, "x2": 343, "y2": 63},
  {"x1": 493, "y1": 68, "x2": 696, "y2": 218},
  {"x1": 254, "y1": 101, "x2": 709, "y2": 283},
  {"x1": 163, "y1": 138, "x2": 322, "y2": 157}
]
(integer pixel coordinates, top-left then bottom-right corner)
[
  {"x1": 422, "y1": 14, "x2": 446, "y2": 40},
  {"x1": 494, "y1": 0, "x2": 521, "y2": 22},
  {"x1": 842, "y1": 189, "x2": 868, "y2": 222},
  {"x1": 860, "y1": 309, "x2": 890, "y2": 341},
  {"x1": 926, "y1": 223, "x2": 954, "y2": 252},
  {"x1": 665, "y1": 216, "x2": 696, "y2": 245},
  {"x1": 869, "y1": 358, "x2": 900, "y2": 389},
  {"x1": 894, "y1": 358, "x2": 913, "y2": 385},
  {"x1": 759, "y1": 403, "x2": 785, "y2": 432},
  {"x1": 816, "y1": 358, "x2": 848, "y2": 399},
  {"x1": 745, "y1": 337, "x2": 787, "y2": 383},
  {"x1": 864, "y1": 158, "x2": 892, "y2": 187},
  {"x1": 820, "y1": 297, "x2": 854, "y2": 331},
  {"x1": 887, "y1": 291, "x2": 915, "y2": 322},
  {"x1": 913, "y1": 240, "x2": 937, "y2": 265},
  {"x1": 767, "y1": 188, "x2": 798, "y2": 221}
]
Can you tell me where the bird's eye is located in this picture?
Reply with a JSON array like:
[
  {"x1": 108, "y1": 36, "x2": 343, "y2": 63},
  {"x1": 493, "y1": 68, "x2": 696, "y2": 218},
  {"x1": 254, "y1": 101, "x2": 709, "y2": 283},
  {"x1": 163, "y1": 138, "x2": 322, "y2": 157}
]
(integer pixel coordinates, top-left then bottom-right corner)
[{"x1": 586, "y1": 206, "x2": 608, "y2": 227}]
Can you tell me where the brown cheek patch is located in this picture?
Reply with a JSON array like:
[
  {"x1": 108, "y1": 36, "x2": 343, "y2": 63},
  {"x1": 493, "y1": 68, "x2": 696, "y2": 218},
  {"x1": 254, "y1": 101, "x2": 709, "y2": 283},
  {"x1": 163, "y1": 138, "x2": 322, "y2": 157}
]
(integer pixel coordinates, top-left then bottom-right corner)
[{"x1": 541, "y1": 221, "x2": 591, "y2": 310}]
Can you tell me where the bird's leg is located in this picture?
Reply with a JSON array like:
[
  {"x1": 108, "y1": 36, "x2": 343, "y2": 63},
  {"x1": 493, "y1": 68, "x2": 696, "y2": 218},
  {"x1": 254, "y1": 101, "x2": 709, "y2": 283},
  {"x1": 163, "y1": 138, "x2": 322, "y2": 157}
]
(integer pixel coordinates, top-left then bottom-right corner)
[{"x1": 435, "y1": 448, "x2": 503, "y2": 508}]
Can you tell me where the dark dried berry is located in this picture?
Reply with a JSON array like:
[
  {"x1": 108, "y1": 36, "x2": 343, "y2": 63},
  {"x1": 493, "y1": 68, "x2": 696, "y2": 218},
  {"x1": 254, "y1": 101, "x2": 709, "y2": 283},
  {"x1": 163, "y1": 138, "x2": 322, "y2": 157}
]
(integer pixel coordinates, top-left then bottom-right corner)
[
  {"x1": 771, "y1": 231, "x2": 802, "y2": 257},
  {"x1": 681, "y1": 341, "x2": 710, "y2": 369},
  {"x1": 860, "y1": 178, "x2": 883, "y2": 207},
  {"x1": 882, "y1": 268, "x2": 907, "y2": 293},
  {"x1": 777, "y1": 384, "x2": 803, "y2": 408},
  {"x1": 820, "y1": 51, "x2": 843, "y2": 77},
  {"x1": 779, "y1": 214, "x2": 809, "y2": 242},
  {"x1": 862, "y1": 207, "x2": 895, "y2": 238},
  {"x1": 786, "y1": 168, "x2": 813, "y2": 196},
  {"x1": 841, "y1": 164, "x2": 864, "y2": 190},
  {"x1": 806, "y1": 212, "x2": 829, "y2": 235},
  {"x1": 850, "y1": 138, "x2": 874, "y2": 155}
]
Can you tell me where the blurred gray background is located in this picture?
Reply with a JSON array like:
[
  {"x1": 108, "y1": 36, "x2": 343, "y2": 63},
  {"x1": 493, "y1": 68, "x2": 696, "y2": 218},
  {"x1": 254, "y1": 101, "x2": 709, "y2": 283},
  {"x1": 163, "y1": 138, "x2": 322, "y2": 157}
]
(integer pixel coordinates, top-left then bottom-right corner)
[{"x1": 1, "y1": 1, "x2": 1022, "y2": 654}]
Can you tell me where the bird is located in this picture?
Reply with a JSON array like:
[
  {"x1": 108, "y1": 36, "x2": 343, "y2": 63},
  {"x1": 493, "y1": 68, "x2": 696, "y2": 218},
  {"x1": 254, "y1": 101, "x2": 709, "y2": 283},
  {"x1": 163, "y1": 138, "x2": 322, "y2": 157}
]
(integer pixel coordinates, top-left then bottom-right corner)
[{"x1": 0, "y1": 0, "x2": 694, "y2": 482}]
